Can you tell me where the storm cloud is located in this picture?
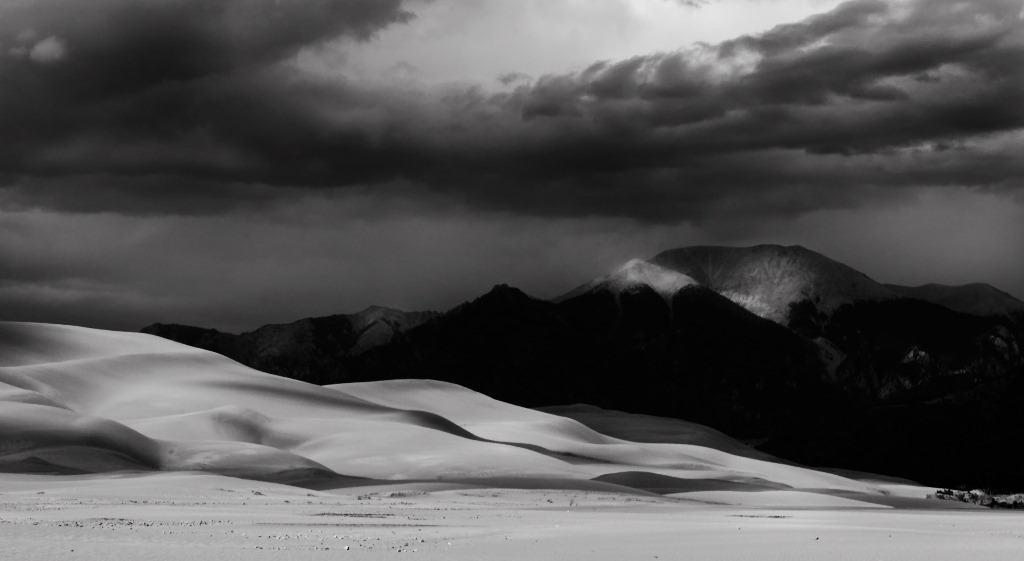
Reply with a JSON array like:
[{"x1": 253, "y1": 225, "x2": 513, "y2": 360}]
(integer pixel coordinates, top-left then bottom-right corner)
[
  {"x1": 2, "y1": 0, "x2": 1023, "y2": 329},
  {"x1": 1, "y1": 0, "x2": 1021, "y2": 220}
]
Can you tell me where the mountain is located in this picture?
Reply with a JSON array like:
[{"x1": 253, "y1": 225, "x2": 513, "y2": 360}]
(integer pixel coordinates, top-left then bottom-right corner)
[
  {"x1": 651, "y1": 245, "x2": 895, "y2": 325},
  {"x1": 650, "y1": 244, "x2": 1024, "y2": 324},
  {"x1": 555, "y1": 259, "x2": 700, "y2": 304},
  {"x1": 354, "y1": 280, "x2": 833, "y2": 438},
  {"x1": 148, "y1": 275, "x2": 833, "y2": 439},
  {"x1": 650, "y1": 244, "x2": 1024, "y2": 401},
  {"x1": 885, "y1": 283, "x2": 1024, "y2": 318},
  {"x1": 143, "y1": 306, "x2": 436, "y2": 385}
]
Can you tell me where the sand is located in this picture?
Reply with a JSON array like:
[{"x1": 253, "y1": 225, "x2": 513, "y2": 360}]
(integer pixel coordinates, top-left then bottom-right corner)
[
  {"x1": 0, "y1": 321, "x2": 906, "y2": 494},
  {"x1": 2, "y1": 473, "x2": 1021, "y2": 561},
  {"x1": 2, "y1": 320, "x2": 1021, "y2": 559}
]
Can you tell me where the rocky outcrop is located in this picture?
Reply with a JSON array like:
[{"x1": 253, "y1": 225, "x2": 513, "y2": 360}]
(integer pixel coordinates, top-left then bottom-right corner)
[{"x1": 931, "y1": 489, "x2": 1024, "y2": 509}]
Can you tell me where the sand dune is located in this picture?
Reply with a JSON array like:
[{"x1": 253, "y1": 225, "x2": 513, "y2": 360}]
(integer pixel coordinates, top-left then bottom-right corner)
[
  {"x1": 336, "y1": 379, "x2": 880, "y2": 494},
  {"x1": 0, "y1": 322, "x2": 183, "y2": 368},
  {"x1": 0, "y1": 321, "x2": 932, "y2": 506},
  {"x1": 335, "y1": 379, "x2": 617, "y2": 446},
  {"x1": 0, "y1": 402, "x2": 159, "y2": 473},
  {"x1": 540, "y1": 403, "x2": 781, "y2": 461}
]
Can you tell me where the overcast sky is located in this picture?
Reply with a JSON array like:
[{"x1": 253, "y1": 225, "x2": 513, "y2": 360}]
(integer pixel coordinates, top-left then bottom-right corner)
[{"x1": 2, "y1": 0, "x2": 1023, "y2": 332}]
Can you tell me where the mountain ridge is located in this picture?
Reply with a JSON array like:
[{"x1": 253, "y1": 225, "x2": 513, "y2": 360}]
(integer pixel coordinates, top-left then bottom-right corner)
[
  {"x1": 650, "y1": 244, "x2": 1024, "y2": 322},
  {"x1": 884, "y1": 282, "x2": 1024, "y2": 318},
  {"x1": 142, "y1": 307, "x2": 438, "y2": 385},
  {"x1": 650, "y1": 244, "x2": 895, "y2": 324}
]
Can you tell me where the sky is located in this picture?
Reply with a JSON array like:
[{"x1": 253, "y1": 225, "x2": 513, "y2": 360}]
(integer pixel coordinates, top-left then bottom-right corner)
[{"x1": 1, "y1": 0, "x2": 1023, "y2": 332}]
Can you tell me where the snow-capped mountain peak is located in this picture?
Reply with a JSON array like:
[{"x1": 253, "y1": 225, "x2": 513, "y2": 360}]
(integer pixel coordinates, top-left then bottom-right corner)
[
  {"x1": 606, "y1": 259, "x2": 701, "y2": 299},
  {"x1": 557, "y1": 259, "x2": 700, "y2": 303}
]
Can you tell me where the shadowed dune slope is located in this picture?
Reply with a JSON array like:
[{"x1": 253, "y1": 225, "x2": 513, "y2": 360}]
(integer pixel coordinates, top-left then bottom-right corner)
[
  {"x1": 539, "y1": 404, "x2": 781, "y2": 462},
  {"x1": 593, "y1": 471, "x2": 788, "y2": 494},
  {"x1": 0, "y1": 321, "x2": 932, "y2": 505}
]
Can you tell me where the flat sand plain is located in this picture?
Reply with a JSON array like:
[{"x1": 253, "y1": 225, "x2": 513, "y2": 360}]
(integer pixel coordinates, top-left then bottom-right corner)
[{"x1": 2, "y1": 473, "x2": 1022, "y2": 561}]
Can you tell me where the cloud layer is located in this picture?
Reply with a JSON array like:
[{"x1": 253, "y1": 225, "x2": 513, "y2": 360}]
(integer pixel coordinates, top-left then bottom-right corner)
[
  {"x1": 1, "y1": 0, "x2": 1023, "y2": 328},
  {"x1": 2, "y1": 0, "x2": 1022, "y2": 220}
]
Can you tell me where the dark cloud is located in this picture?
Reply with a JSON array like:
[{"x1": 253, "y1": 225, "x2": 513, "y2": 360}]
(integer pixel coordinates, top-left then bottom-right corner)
[
  {"x1": 2, "y1": 0, "x2": 1024, "y2": 332},
  {"x1": 497, "y1": 72, "x2": 531, "y2": 86},
  {"x1": 453, "y1": 0, "x2": 1024, "y2": 220},
  {"x1": 0, "y1": 0, "x2": 416, "y2": 198},
  {"x1": 1, "y1": 0, "x2": 412, "y2": 84},
  {"x1": 0, "y1": 175, "x2": 292, "y2": 216},
  {"x1": 1, "y1": 0, "x2": 1021, "y2": 225}
]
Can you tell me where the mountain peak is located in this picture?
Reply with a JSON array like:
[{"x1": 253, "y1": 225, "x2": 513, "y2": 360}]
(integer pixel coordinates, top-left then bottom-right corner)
[
  {"x1": 608, "y1": 259, "x2": 701, "y2": 299},
  {"x1": 469, "y1": 284, "x2": 538, "y2": 308},
  {"x1": 651, "y1": 244, "x2": 893, "y2": 324},
  {"x1": 355, "y1": 305, "x2": 402, "y2": 316},
  {"x1": 557, "y1": 259, "x2": 700, "y2": 303},
  {"x1": 350, "y1": 305, "x2": 424, "y2": 326},
  {"x1": 485, "y1": 283, "x2": 528, "y2": 297}
]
